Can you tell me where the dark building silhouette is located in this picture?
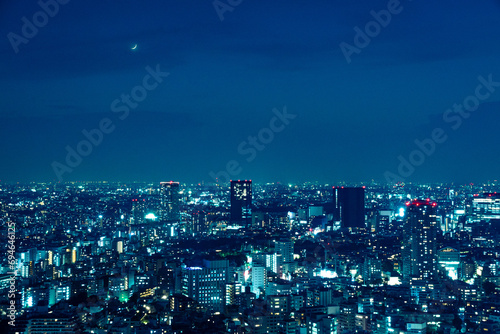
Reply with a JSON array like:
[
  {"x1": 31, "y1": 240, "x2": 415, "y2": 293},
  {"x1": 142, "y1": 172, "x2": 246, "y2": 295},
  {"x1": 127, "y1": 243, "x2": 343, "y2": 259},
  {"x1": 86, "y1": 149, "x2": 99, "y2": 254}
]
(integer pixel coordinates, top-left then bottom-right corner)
[
  {"x1": 332, "y1": 187, "x2": 365, "y2": 229},
  {"x1": 160, "y1": 181, "x2": 180, "y2": 223},
  {"x1": 230, "y1": 180, "x2": 252, "y2": 226}
]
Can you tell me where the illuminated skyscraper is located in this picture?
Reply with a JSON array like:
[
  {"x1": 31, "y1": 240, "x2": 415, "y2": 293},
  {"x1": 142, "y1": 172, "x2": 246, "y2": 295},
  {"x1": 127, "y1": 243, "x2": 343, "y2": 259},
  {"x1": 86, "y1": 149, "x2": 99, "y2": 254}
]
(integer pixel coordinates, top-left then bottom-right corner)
[
  {"x1": 230, "y1": 180, "x2": 252, "y2": 226},
  {"x1": 160, "y1": 181, "x2": 180, "y2": 223},
  {"x1": 181, "y1": 259, "x2": 229, "y2": 312},
  {"x1": 333, "y1": 187, "x2": 365, "y2": 230},
  {"x1": 131, "y1": 197, "x2": 147, "y2": 224},
  {"x1": 402, "y1": 199, "x2": 438, "y2": 283},
  {"x1": 275, "y1": 240, "x2": 294, "y2": 263}
]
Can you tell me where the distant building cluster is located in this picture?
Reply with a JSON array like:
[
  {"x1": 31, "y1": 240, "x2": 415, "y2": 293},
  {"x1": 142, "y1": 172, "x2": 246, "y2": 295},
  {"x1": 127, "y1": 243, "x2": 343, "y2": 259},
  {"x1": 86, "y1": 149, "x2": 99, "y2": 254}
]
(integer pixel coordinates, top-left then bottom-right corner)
[{"x1": 0, "y1": 181, "x2": 499, "y2": 333}]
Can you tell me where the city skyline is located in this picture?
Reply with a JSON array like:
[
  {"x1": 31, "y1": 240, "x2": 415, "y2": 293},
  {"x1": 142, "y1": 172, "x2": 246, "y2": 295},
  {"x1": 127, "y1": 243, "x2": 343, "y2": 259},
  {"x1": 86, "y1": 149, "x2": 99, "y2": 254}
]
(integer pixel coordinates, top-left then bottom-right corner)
[
  {"x1": 1, "y1": 180, "x2": 499, "y2": 332},
  {"x1": 2, "y1": 1, "x2": 500, "y2": 328}
]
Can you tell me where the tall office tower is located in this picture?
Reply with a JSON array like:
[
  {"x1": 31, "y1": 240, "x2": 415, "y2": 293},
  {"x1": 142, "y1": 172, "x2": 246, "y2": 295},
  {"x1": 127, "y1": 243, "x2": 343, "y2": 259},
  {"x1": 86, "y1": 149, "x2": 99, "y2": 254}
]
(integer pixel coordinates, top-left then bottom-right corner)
[
  {"x1": 402, "y1": 199, "x2": 438, "y2": 283},
  {"x1": 275, "y1": 240, "x2": 294, "y2": 263},
  {"x1": 160, "y1": 181, "x2": 180, "y2": 223},
  {"x1": 230, "y1": 180, "x2": 252, "y2": 225},
  {"x1": 181, "y1": 259, "x2": 229, "y2": 312},
  {"x1": 131, "y1": 198, "x2": 146, "y2": 224},
  {"x1": 332, "y1": 187, "x2": 365, "y2": 229},
  {"x1": 192, "y1": 210, "x2": 207, "y2": 235}
]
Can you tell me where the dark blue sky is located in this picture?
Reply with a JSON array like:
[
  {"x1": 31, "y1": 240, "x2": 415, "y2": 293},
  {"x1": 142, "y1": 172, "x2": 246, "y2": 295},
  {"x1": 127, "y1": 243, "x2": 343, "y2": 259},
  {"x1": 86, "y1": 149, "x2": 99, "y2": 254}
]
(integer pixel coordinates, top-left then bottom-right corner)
[{"x1": 1, "y1": 0, "x2": 500, "y2": 184}]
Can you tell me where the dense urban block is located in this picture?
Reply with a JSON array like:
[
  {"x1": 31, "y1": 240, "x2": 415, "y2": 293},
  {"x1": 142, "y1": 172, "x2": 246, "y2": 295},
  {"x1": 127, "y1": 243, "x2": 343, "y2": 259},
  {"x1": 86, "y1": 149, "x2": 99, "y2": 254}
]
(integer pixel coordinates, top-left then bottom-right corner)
[{"x1": 1, "y1": 181, "x2": 499, "y2": 333}]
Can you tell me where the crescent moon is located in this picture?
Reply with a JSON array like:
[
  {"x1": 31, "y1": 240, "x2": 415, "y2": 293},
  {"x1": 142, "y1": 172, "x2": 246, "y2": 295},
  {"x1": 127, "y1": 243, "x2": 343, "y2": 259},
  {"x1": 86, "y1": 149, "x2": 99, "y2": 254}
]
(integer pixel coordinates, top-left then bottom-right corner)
[{"x1": 131, "y1": 44, "x2": 138, "y2": 50}]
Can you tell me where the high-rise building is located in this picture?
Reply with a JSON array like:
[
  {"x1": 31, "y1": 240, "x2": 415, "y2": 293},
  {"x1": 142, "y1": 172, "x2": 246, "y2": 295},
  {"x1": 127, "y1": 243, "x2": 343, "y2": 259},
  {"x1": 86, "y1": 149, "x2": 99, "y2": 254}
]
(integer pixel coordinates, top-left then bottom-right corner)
[
  {"x1": 332, "y1": 187, "x2": 365, "y2": 229},
  {"x1": 131, "y1": 197, "x2": 147, "y2": 224},
  {"x1": 230, "y1": 180, "x2": 252, "y2": 226},
  {"x1": 160, "y1": 181, "x2": 180, "y2": 223},
  {"x1": 468, "y1": 192, "x2": 500, "y2": 223},
  {"x1": 193, "y1": 210, "x2": 208, "y2": 235},
  {"x1": 267, "y1": 294, "x2": 291, "y2": 333},
  {"x1": 275, "y1": 240, "x2": 294, "y2": 263},
  {"x1": 402, "y1": 199, "x2": 438, "y2": 283},
  {"x1": 252, "y1": 266, "x2": 267, "y2": 297},
  {"x1": 339, "y1": 301, "x2": 356, "y2": 333},
  {"x1": 275, "y1": 240, "x2": 295, "y2": 276},
  {"x1": 181, "y1": 259, "x2": 229, "y2": 312}
]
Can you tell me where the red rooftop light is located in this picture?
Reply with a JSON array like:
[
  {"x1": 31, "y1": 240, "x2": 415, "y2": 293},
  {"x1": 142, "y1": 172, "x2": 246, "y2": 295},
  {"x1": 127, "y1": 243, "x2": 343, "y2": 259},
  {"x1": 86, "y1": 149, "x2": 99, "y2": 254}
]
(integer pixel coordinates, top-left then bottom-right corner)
[{"x1": 409, "y1": 199, "x2": 437, "y2": 207}]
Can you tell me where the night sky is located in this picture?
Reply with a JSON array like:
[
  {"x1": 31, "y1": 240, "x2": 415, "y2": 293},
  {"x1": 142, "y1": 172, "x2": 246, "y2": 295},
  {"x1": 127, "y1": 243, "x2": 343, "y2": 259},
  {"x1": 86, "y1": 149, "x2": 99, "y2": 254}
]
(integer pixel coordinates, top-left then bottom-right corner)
[{"x1": 1, "y1": 0, "x2": 500, "y2": 184}]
